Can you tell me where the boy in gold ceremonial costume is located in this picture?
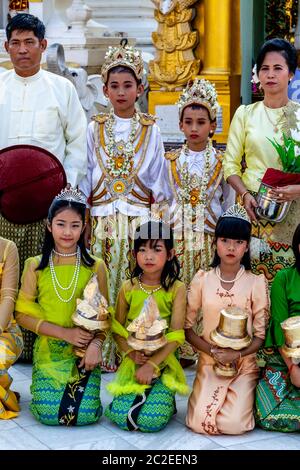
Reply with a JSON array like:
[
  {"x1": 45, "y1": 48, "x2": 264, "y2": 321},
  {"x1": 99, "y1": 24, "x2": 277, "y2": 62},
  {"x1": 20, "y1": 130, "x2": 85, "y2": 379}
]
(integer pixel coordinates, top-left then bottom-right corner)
[{"x1": 80, "y1": 41, "x2": 169, "y2": 371}]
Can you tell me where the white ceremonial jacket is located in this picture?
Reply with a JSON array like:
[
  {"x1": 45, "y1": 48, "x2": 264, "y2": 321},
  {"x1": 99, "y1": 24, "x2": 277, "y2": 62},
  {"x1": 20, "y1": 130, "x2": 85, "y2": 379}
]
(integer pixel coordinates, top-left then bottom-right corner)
[{"x1": 0, "y1": 69, "x2": 87, "y2": 187}]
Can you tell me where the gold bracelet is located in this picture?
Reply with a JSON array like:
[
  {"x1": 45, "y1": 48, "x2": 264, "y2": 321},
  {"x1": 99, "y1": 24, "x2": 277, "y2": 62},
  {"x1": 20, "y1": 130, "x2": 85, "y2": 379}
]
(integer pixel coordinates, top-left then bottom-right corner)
[
  {"x1": 35, "y1": 319, "x2": 44, "y2": 335},
  {"x1": 241, "y1": 190, "x2": 250, "y2": 205},
  {"x1": 147, "y1": 359, "x2": 160, "y2": 375}
]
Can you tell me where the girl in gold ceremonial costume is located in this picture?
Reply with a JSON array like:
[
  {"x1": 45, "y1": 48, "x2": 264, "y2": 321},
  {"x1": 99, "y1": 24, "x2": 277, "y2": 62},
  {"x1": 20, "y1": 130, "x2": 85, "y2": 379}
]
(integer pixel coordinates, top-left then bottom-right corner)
[
  {"x1": 164, "y1": 79, "x2": 235, "y2": 367},
  {"x1": 185, "y1": 206, "x2": 269, "y2": 435},
  {"x1": 80, "y1": 41, "x2": 169, "y2": 371},
  {"x1": 224, "y1": 38, "x2": 300, "y2": 282},
  {"x1": 0, "y1": 237, "x2": 23, "y2": 419},
  {"x1": 105, "y1": 221, "x2": 188, "y2": 432},
  {"x1": 15, "y1": 189, "x2": 109, "y2": 426}
]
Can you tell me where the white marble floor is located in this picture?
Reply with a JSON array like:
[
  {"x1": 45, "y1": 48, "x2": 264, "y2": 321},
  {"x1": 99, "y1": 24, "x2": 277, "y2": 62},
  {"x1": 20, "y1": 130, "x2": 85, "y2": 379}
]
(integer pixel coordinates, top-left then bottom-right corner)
[{"x1": 1, "y1": 363, "x2": 300, "y2": 450}]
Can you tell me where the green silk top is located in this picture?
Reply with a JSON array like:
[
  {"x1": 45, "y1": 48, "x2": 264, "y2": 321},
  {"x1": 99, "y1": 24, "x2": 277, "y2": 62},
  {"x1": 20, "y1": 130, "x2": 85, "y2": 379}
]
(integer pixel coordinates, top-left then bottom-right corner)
[
  {"x1": 16, "y1": 255, "x2": 107, "y2": 328},
  {"x1": 118, "y1": 278, "x2": 185, "y2": 330},
  {"x1": 265, "y1": 266, "x2": 300, "y2": 347}
]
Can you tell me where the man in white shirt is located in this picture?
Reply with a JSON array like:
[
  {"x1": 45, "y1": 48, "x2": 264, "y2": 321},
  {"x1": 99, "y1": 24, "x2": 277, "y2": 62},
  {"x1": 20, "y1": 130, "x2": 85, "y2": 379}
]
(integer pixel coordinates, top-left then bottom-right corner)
[
  {"x1": 0, "y1": 13, "x2": 87, "y2": 361},
  {"x1": 1, "y1": 13, "x2": 87, "y2": 187}
]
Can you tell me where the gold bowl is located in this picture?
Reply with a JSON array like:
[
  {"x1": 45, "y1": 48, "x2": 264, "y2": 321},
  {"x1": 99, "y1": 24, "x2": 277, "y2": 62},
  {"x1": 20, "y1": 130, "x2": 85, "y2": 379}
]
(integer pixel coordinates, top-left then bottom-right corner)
[
  {"x1": 210, "y1": 307, "x2": 251, "y2": 377},
  {"x1": 127, "y1": 331, "x2": 167, "y2": 356},
  {"x1": 210, "y1": 307, "x2": 252, "y2": 350},
  {"x1": 281, "y1": 316, "x2": 300, "y2": 359}
]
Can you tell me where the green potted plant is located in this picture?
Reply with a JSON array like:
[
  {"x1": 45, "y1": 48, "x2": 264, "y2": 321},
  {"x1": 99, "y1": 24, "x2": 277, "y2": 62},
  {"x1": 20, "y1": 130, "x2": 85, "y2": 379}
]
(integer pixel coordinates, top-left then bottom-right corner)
[{"x1": 256, "y1": 133, "x2": 300, "y2": 222}]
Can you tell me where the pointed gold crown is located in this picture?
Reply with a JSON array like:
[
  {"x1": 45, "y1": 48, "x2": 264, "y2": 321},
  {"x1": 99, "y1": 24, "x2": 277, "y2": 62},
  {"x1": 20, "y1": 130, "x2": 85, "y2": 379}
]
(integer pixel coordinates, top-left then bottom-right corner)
[
  {"x1": 221, "y1": 204, "x2": 251, "y2": 224},
  {"x1": 55, "y1": 187, "x2": 87, "y2": 205},
  {"x1": 101, "y1": 39, "x2": 144, "y2": 83},
  {"x1": 177, "y1": 78, "x2": 219, "y2": 120}
]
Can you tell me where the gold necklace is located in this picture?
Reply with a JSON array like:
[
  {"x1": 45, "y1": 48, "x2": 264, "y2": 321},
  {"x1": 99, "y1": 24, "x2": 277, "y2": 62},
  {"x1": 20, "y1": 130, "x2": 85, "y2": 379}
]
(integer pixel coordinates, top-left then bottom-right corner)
[{"x1": 263, "y1": 103, "x2": 284, "y2": 133}]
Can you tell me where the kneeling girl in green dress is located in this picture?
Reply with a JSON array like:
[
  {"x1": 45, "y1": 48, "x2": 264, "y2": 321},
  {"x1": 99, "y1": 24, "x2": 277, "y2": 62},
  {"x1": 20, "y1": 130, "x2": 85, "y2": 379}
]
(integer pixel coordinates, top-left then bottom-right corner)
[
  {"x1": 106, "y1": 220, "x2": 189, "y2": 432},
  {"x1": 256, "y1": 223, "x2": 300, "y2": 432},
  {"x1": 15, "y1": 188, "x2": 109, "y2": 426}
]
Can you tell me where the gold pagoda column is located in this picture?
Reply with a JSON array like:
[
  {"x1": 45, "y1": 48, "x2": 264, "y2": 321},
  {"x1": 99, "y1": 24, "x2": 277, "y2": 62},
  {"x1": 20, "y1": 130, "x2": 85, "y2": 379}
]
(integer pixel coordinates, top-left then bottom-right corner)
[
  {"x1": 195, "y1": 0, "x2": 240, "y2": 144},
  {"x1": 201, "y1": 0, "x2": 231, "y2": 75},
  {"x1": 148, "y1": 0, "x2": 200, "y2": 139},
  {"x1": 148, "y1": 0, "x2": 241, "y2": 144}
]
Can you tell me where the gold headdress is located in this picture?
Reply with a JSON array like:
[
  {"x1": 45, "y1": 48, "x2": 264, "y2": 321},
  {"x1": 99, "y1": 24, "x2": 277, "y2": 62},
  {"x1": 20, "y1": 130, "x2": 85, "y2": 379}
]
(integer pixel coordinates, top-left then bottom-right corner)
[
  {"x1": 221, "y1": 204, "x2": 251, "y2": 224},
  {"x1": 9, "y1": 1, "x2": 29, "y2": 10},
  {"x1": 177, "y1": 78, "x2": 219, "y2": 120},
  {"x1": 101, "y1": 39, "x2": 144, "y2": 83},
  {"x1": 55, "y1": 187, "x2": 87, "y2": 205}
]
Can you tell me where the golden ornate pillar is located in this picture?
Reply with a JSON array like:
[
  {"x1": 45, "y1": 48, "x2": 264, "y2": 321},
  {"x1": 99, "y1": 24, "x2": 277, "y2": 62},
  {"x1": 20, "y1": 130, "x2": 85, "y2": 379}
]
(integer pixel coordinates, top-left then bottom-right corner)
[
  {"x1": 201, "y1": 0, "x2": 231, "y2": 75},
  {"x1": 148, "y1": 0, "x2": 200, "y2": 137},
  {"x1": 149, "y1": 0, "x2": 241, "y2": 144},
  {"x1": 196, "y1": 0, "x2": 241, "y2": 143},
  {"x1": 149, "y1": 0, "x2": 200, "y2": 90}
]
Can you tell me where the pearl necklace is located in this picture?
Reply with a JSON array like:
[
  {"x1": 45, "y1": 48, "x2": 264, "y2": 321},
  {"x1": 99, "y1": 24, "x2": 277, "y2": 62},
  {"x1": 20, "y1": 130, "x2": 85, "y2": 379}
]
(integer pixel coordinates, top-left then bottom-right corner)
[
  {"x1": 49, "y1": 247, "x2": 81, "y2": 303},
  {"x1": 215, "y1": 265, "x2": 245, "y2": 284},
  {"x1": 53, "y1": 249, "x2": 77, "y2": 257},
  {"x1": 138, "y1": 275, "x2": 162, "y2": 295}
]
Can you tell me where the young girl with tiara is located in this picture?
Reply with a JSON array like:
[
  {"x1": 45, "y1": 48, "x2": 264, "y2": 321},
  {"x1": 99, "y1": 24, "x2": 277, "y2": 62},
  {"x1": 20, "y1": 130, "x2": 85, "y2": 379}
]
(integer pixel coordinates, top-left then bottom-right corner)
[
  {"x1": 80, "y1": 40, "x2": 169, "y2": 371},
  {"x1": 0, "y1": 237, "x2": 23, "y2": 419},
  {"x1": 105, "y1": 220, "x2": 189, "y2": 432},
  {"x1": 164, "y1": 78, "x2": 234, "y2": 366},
  {"x1": 15, "y1": 188, "x2": 109, "y2": 426},
  {"x1": 185, "y1": 204, "x2": 269, "y2": 435}
]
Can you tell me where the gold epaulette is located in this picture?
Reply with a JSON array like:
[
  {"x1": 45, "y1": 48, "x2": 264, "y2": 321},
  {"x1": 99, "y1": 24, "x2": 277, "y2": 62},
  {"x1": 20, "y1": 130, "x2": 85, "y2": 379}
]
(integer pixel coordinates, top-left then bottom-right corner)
[
  {"x1": 138, "y1": 112, "x2": 157, "y2": 126},
  {"x1": 92, "y1": 113, "x2": 109, "y2": 124},
  {"x1": 164, "y1": 148, "x2": 181, "y2": 161}
]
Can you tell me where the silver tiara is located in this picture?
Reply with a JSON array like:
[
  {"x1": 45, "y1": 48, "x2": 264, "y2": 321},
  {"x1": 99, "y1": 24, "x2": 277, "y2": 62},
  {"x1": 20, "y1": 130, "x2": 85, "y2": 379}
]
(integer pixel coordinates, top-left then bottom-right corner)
[
  {"x1": 221, "y1": 204, "x2": 251, "y2": 224},
  {"x1": 55, "y1": 187, "x2": 87, "y2": 205}
]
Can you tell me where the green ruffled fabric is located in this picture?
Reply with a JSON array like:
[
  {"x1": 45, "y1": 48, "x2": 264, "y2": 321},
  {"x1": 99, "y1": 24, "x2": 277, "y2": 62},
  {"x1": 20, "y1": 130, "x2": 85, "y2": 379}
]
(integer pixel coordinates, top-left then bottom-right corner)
[{"x1": 108, "y1": 315, "x2": 189, "y2": 397}]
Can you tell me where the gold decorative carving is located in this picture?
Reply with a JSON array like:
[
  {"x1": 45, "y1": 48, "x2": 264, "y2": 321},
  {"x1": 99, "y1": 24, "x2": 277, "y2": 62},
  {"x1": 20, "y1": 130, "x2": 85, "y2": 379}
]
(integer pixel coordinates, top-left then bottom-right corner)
[
  {"x1": 9, "y1": 1, "x2": 29, "y2": 10},
  {"x1": 149, "y1": 0, "x2": 200, "y2": 91},
  {"x1": 153, "y1": 31, "x2": 197, "y2": 52},
  {"x1": 154, "y1": 8, "x2": 193, "y2": 25}
]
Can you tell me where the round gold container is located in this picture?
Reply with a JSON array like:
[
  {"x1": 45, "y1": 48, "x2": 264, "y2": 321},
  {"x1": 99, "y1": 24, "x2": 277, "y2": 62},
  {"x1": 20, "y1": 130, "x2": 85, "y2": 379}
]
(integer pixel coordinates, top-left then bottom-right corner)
[
  {"x1": 210, "y1": 307, "x2": 252, "y2": 378},
  {"x1": 127, "y1": 332, "x2": 167, "y2": 355},
  {"x1": 213, "y1": 362, "x2": 237, "y2": 378},
  {"x1": 281, "y1": 316, "x2": 300, "y2": 359},
  {"x1": 210, "y1": 306, "x2": 252, "y2": 350}
]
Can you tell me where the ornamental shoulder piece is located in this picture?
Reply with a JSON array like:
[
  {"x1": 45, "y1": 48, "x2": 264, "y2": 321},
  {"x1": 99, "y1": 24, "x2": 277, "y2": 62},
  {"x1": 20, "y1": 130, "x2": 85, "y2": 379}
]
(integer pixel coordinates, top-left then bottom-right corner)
[
  {"x1": 138, "y1": 112, "x2": 157, "y2": 126},
  {"x1": 92, "y1": 113, "x2": 110, "y2": 124},
  {"x1": 164, "y1": 149, "x2": 181, "y2": 161}
]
